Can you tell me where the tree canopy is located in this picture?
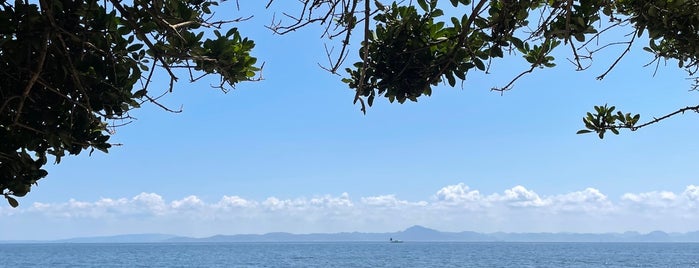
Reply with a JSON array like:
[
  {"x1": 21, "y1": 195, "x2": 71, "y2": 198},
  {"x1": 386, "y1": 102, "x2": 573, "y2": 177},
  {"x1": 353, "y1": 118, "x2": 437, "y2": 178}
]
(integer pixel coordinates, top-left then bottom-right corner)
[
  {"x1": 275, "y1": 0, "x2": 698, "y2": 135},
  {"x1": 1, "y1": 0, "x2": 258, "y2": 206},
  {"x1": 2, "y1": 0, "x2": 699, "y2": 206}
]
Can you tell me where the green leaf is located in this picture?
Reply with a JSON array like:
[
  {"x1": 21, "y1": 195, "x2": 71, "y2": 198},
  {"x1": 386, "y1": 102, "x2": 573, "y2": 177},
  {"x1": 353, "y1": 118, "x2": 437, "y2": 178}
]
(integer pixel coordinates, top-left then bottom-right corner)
[
  {"x1": 446, "y1": 72, "x2": 456, "y2": 87},
  {"x1": 602, "y1": 6, "x2": 612, "y2": 16},
  {"x1": 510, "y1": 37, "x2": 524, "y2": 50},
  {"x1": 417, "y1": 0, "x2": 428, "y2": 12},
  {"x1": 451, "y1": 17, "x2": 461, "y2": 32},
  {"x1": 375, "y1": 1, "x2": 386, "y2": 10},
  {"x1": 473, "y1": 58, "x2": 485, "y2": 71},
  {"x1": 5, "y1": 196, "x2": 18, "y2": 208},
  {"x1": 617, "y1": 112, "x2": 626, "y2": 123},
  {"x1": 423, "y1": 87, "x2": 432, "y2": 96},
  {"x1": 576, "y1": 130, "x2": 592, "y2": 134},
  {"x1": 429, "y1": 0, "x2": 438, "y2": 9},
  {"x1": 127, "y1": 43, "x2": 144, "y2": 52},
  {"x1": 117, "y1": 26, "x2": 130, "y2": 35},
  {"x1": 455, "y1": 70, "x2": 466, "y2": 80},
  {"x1": 133, "y1": 89, "x2": 147, "y2": 98},
  {"x1": 637, "y1": 24, "x2": 646, "y2": 37}
]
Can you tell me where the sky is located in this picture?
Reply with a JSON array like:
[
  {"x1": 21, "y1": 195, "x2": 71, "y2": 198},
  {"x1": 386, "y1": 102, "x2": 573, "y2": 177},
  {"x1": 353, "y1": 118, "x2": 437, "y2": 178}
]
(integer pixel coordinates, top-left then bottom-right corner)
[{"x1": 2, "y1": 2, "x2": 699, "y2": 240}]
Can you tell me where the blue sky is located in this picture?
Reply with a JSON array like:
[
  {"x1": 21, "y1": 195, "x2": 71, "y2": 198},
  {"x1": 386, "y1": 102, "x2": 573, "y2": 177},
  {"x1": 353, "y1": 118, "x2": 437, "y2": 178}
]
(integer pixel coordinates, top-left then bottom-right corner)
[{"x1": 2, "y1": 2, "x2": 699, "y2": 240}]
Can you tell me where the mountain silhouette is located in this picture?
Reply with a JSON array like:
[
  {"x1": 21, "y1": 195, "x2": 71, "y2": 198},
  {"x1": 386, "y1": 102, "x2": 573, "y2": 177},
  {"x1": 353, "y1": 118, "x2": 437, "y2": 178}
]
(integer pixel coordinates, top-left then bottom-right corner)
[{"x1": 5, "y1": 226, "x2": 699, "y2": 243}]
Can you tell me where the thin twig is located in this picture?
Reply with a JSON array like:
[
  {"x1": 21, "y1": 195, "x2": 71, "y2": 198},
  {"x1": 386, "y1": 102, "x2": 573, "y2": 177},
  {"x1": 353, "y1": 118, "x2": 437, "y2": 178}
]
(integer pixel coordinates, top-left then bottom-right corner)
[{"x1": 596, "y1": 30, "x2": 636, "y2": 80}]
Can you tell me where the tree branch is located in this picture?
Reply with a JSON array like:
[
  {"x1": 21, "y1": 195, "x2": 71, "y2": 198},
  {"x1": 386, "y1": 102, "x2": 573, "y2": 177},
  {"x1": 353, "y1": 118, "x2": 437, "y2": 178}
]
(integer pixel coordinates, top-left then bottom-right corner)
[
  {"x1": 353, "y1": 0, "x2": 371, "y2": 114},
  {"x1": 13, "y1": 31, "x2": 49, "y2": 124},
  {"x1": 108, "y1": 0, "x2": 178, "y2": 82},
  {"x1": 596, "y1": 30, "x2": 636, "y2": 80},
  {"x1": 630, "y1": 105, "x2": 699, "y2": 131}
]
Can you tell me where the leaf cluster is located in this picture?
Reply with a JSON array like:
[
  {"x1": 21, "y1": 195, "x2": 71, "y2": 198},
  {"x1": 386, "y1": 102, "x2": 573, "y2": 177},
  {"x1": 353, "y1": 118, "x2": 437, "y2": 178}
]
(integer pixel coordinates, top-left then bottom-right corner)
[
  {"x1": 623, "y1": 0, "x2": 699, "y2": 71},
  {"x1": 329, "y1": 0, "x2": 697, "y2": 136},
  {"x1": 576, "y1": 105, "x2": 640, "y2": 139},
  {"x1": 0, "y1": 0, "x2": 258, "y2": 206},
  {"x1": 343, "y1": 0, "x2": 602, "y2": 107}
]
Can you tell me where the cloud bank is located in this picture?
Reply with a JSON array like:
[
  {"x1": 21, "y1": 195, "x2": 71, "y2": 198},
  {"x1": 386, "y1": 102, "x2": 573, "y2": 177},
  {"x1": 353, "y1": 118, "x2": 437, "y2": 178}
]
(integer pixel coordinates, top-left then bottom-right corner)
[{"x1": 2, "y1": 184, "x2": 699, "y2": 240}]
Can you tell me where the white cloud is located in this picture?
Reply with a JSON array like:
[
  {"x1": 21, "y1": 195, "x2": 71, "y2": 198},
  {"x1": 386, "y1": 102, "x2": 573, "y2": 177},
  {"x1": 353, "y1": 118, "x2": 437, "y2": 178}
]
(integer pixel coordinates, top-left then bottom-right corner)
[
  {"x1": 554, "y1": 188, "x2": 607, "y2": 203},
  {"x1": 490, "y1": 185, "x2": 547, "y2": 207},
  {"x1": 254, "y1": 194, "x2": 356, "y2": 215},
  {"x1": 310, "y1": 193, "x2": 354, "y2": 208},
  {"x1": 216, "y1": 195, "x2": 257, "y2": 209},
  {"x1": 615, "y1": 185, "x2": 699, "y2": 218},
  {"x1": 435, "y1": 183, "x2": 487, "y2": 207},
  {"x1": 4, "y1": 184, "x2": 699, "y2": 239},
  {"x1": 434, "y1": 183, "x2": 482, "y2": 203},
  {"x1": 133, "y1": 192, "x2": 167, "y2": 214},
  {"x1": 621, "y1": 191, "x2": 677, "y2": 207},
  {"x1": 171, "y1": 195, "x2": 204, "y2": 210},
  {"x1": 361, "y1": 194, "x2": 427, "y2": 207},
  {"x1": 549, "y1": 188, "x2": 613, "y2": 212},
  {"x1": 261, "y1": 197, "x2": 293, "y2": 211}
]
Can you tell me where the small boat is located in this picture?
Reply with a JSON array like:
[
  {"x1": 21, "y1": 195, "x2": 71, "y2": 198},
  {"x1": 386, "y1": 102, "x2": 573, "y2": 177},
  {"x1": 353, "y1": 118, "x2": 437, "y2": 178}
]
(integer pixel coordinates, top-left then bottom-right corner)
[{"x1": 389, "y1": 238, "x2": 404, "y2": 243}]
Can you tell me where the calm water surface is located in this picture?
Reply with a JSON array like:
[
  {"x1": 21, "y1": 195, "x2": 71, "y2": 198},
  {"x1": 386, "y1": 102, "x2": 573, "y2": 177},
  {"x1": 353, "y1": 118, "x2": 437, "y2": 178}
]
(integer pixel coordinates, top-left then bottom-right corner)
[{"x1": 1, "y1": 242, "x2": 698, "y2": 267}]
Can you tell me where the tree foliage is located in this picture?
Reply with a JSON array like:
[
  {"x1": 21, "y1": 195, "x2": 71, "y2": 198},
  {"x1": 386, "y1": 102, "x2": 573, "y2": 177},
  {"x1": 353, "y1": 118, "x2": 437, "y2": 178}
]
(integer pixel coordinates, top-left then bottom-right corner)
[
  {"x1": 267, "y1": 0, "x2": 699, "y2": 131},
  {"x1": 1, "y1": 0, "x2": 258, "y2": 206},
  {"x1": 3, "y1": 0, "x2": 699, "y2": 205}
]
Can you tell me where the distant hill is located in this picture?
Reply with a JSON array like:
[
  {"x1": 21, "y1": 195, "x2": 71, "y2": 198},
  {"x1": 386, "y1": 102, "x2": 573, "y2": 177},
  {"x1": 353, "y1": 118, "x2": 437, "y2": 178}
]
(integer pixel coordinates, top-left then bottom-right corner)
[
  {"x1": 54, "y1": 234, "x2": 178, "y2": 243},
  {"x1": 163, "y1": 226, "x2": 699, "y2": 243},
  {"x1": 4, "y1": 227, "x2": 699, "y2": 243}
]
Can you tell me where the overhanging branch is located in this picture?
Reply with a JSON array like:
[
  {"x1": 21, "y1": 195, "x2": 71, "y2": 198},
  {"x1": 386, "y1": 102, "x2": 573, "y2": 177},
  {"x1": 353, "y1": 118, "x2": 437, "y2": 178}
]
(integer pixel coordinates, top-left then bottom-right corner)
[{"x1": 629, "y1": 104, "x2": 699, "y2": 131}]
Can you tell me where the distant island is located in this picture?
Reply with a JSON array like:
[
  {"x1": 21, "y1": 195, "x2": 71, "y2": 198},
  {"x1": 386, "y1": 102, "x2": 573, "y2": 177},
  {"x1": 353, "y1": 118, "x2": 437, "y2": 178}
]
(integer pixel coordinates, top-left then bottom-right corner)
[{"x1": 5, "y1": 226, "x2": 699, "y2": 243}]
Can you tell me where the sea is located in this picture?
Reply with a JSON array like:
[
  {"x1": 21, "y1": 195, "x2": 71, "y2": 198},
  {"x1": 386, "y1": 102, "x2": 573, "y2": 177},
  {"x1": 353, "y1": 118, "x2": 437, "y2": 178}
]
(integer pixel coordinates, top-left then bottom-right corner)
[{"x1": 1, "y1": 242, "x2": 697, "y2": 267}]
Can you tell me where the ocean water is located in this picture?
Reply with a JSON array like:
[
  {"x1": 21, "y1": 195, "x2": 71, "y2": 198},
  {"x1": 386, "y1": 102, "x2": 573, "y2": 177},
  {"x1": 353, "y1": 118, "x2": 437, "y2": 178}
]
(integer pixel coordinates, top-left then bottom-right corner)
[{"x1": 1, "y1": 242, "x2": 698, "y2": 267}]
